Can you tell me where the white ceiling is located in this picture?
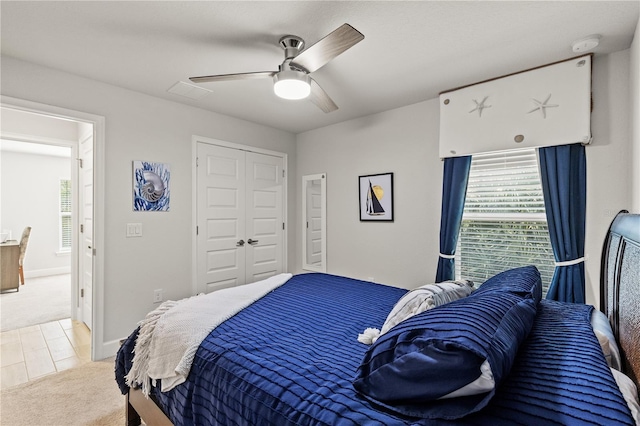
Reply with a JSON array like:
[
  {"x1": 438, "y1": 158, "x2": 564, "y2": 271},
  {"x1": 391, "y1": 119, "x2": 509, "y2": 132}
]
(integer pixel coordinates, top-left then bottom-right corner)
[{"x1": 1, "y1": 1, "x2": 638, "y2": 134}]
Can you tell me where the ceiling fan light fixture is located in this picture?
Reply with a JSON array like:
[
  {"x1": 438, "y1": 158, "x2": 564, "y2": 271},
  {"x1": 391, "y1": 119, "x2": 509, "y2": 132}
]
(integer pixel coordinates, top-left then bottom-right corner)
[{"x1": 273, "y1": 70, "x2": 311, "y2": 100}]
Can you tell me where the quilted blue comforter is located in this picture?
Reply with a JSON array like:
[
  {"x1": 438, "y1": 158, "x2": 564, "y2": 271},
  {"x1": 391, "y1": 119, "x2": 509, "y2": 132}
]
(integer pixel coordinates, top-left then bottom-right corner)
[{"x1": 116, "y1": 272, "x2": 634, "y2": 425}]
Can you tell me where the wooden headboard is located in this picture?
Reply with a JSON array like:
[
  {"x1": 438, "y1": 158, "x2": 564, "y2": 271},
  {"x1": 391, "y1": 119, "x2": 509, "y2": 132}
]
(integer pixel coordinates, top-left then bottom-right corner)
[{"x1": 600, "y1": 210, "x2": 640, "y2": 387}]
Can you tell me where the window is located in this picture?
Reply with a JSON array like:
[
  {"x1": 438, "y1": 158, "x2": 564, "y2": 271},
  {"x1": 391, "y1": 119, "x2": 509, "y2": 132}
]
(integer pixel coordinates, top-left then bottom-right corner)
[
  {"x1": 455, "y1": 148, "x2": 555, "y2": 295},
  {"x1": 59, "y1": 179, "x2": 72, "y2": 251}
]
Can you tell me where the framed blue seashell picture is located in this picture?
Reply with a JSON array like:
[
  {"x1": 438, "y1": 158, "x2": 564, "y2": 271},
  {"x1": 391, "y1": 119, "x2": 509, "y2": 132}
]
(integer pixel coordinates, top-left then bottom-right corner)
[{"x1": 133, "y1": 160, "x2": 170, "y2": 211}]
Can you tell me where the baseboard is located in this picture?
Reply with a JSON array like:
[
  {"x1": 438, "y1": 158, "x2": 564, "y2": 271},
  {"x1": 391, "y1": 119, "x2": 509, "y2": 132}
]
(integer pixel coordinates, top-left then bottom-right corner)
[{"x1": 24, "y1": 267, "x2": 71, "y2": 278}]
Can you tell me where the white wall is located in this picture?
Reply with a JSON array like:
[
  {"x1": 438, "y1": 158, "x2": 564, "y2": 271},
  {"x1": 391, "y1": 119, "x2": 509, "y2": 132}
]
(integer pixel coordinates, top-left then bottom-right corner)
[
  {"x1": 296, "y1": 100, "x2": 442, "y2": 288},
  {"x1": 585, "y1": 50, "x2": 633, "y2": 306},
  {"x1": 297, "y1": 51, "x2": 633, "y2": 308},
  {"x1": 631, "y1": 18, "x2": 640, "y2": 213},
  {"x1": 1, "y1": 56, "x2": 297, "y2": 357},
  {"x1": 1, "y1": 150, "x2": 72, "y2": 276},
  {"x1": 1, "y1": 107, "x2": 80, "y2": 141}
]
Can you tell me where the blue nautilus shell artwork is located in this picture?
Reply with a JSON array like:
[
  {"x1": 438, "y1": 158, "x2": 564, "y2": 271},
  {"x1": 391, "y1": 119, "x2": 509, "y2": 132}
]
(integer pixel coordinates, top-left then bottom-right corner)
[{"x1": 133, "y1": 161, "x2": 170, "y2": 211}]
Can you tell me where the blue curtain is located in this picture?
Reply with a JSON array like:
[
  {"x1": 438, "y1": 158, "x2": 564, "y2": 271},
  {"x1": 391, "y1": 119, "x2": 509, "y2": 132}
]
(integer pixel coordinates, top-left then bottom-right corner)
[
  {"x1": 539, "y1": 144, "x2": 587, "y2": 303},
  {"x1": 435, "y1": 156, "x2": 472, "y2": 282}
]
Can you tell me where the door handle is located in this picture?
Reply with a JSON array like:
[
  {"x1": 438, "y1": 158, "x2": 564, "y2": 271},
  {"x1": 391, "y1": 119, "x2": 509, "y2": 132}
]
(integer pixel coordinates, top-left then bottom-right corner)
[
  {"x1": 236, "y1": 239, "x2": 245, "y2": 247},
  {"x1": 247, "y1": 239, "x2": 259, "y2": 245}
]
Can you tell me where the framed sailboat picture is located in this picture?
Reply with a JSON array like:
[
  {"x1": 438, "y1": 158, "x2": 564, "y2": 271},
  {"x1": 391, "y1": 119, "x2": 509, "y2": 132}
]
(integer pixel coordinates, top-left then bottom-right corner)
[{"x1": 359, "y1": 172, "x2": 394, "y2": 222}]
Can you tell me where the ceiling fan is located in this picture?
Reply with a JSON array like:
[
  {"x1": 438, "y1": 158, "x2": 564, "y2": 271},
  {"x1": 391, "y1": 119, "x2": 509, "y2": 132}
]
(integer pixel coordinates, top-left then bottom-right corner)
[{"x1": 189, "y1": 23, "x2": 364, "y2": 113}]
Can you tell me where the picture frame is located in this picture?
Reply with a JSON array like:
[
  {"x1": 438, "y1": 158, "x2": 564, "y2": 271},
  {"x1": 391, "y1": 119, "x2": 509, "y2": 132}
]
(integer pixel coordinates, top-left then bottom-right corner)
[
  {"x1": 359, "y1": 172, "x2": 394, "y2": 221},
  {"x1": 133, "y1": 160, "x2": 171, "y2": 212}
]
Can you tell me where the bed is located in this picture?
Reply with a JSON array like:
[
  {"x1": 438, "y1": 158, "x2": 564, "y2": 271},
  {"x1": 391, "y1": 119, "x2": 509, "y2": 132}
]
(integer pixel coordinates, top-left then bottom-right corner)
[{"x1": 116, "y1": 211, "x2": 640, "y2": 425}]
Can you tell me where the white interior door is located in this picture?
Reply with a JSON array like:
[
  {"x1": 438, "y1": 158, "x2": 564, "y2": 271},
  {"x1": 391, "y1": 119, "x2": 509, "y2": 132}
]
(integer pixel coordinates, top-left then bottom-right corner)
[
  {"x1": 79, "y1": 131, "x2": 93, "y2": 330},
  {"x1": 197, "y1": 143, "x2": 246, "y2": 293},
  {"x1": 245, "y1": 152, "x2": 284, "y2": 283},
  {"x1": 196, "y1": 142, "x2": 285, "y2": 293}
]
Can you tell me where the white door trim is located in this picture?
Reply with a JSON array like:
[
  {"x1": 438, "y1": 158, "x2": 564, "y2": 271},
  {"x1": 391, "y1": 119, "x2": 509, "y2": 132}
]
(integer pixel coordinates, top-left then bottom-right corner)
[
  {"x1": 191, "y1": 135, "x2": 288, "y2": 295},
  {"x1": 1, "y1": 95, "x2": 106, "y2": 361}
]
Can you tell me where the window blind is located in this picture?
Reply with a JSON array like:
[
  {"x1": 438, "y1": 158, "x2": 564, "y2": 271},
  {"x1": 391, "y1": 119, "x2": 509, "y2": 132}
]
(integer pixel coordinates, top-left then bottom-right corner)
[
  {"x1": 456, "y1": 149, "x2": 555, "y2": 295},
  {"x1": 61, "y1": 215, "x2": 72, "y2": 248},
  {"x1": 60, "y1": 179, "x2": 71, "y2": 250}
]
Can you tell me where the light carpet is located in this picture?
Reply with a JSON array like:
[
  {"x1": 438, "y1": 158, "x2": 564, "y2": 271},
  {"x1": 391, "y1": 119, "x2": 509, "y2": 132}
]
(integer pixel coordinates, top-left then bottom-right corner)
[
  {"x1": 0, "y1": 274, "x2": 71, "y2": 332},
  {"x1": 0, "y1": 357, "x2": 125, "y2": 426}
]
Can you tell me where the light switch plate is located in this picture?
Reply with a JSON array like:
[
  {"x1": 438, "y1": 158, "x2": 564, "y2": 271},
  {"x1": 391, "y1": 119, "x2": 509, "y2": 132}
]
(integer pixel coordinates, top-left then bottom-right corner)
[{"x1": 126, "y1": 223, "x2": 142, "y2": 237}]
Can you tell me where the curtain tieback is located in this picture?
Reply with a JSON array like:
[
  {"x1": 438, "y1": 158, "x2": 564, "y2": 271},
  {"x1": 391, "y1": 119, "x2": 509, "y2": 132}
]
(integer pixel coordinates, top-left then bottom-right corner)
[
  {"x1": 439, "y1": 253, "x2": 456, "y2": 259},
  {"x1": 555, "y1": 257, "x2": 585, "y2": 267}
]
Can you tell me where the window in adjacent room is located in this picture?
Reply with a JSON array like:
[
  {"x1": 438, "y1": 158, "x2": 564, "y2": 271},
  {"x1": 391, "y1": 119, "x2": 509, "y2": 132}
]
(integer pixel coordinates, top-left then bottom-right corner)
[
  {"x1": 455, "y1": 148, "x2": 555, "y2": 295},
  {"x1": 59, "y1": 178, "x2": 72, "y2": 252}
]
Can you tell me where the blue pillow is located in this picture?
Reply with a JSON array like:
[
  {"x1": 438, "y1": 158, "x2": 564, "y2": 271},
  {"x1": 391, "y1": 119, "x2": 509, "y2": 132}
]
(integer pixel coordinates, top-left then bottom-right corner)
[
  {"x1": 471, "y1": 265, "x2": 542, "y2": 302},
  {"x1": 353, "y1": 266, "x2": 541, "y2": 419}
]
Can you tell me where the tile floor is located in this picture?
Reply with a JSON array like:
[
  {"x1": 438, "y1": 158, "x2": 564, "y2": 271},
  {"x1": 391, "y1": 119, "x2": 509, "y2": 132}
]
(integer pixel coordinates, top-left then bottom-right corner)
[{"x1": 0, "y1": 318, "x2": 91, "y2": 390}]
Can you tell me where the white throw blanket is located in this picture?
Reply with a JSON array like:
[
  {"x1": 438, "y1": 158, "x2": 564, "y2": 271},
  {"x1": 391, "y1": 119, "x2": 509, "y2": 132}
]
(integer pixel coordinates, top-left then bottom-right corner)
[{"x1": 125, "y1": 273, "x2": 292, "y2": 396}]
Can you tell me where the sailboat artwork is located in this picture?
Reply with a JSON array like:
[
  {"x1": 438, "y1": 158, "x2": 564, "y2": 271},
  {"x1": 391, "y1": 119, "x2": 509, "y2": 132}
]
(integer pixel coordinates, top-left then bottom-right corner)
[
  {"x1": 366, "y1": 180, "x2": 385, "y2": 216},
  {"x1": 359, "y1": 172, "x2": 394, "y2": 222}
]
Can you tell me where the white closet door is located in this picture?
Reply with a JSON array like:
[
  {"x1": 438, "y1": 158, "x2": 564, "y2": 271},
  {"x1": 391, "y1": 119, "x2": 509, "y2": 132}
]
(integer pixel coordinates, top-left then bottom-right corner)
[
  {"x1": 197, "y1": 143, "x2": 246, "y2": 293},
  {"x1": 244, "y1": 152, "x2": 284, "y2": 283}
]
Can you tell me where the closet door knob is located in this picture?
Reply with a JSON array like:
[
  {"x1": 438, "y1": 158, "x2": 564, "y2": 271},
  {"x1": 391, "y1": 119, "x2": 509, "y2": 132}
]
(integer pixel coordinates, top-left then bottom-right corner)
[
  {"x1": 247, "y1": 239, "x2": 259, "y2": 245},
  {"x1": 236, "y1": 239, "x2": 245, "y2": 247}
]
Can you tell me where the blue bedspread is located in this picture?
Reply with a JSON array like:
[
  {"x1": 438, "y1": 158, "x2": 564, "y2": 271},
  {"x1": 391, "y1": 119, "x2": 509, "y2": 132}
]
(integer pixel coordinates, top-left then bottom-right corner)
[{"x1": 116, "y1": 272, "x2": 634, "y2": 425}]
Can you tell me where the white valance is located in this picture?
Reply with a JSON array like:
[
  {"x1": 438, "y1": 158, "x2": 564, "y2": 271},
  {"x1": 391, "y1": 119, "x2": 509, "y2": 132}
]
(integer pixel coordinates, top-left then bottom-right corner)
[{"x1": 439, "y1": 55, "x2": 592, "y2": 158}]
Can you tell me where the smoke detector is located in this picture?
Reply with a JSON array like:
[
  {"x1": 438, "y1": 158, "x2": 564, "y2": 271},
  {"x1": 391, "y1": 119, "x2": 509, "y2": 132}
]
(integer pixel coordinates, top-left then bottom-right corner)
[{"x1": 571, "y1": 35, "x2": 601, "y2": 53}]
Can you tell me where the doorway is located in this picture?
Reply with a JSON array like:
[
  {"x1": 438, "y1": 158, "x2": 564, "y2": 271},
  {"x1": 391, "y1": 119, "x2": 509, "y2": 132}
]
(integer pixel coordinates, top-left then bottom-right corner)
[{"x1": 0, "y1": 110, "x2": 92, "y2": 329}]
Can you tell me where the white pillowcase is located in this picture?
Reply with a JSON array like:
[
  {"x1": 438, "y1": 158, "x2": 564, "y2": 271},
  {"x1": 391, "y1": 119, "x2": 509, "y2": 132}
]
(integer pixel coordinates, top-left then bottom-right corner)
[
  {"x1": 357, "y1": 280, "x2": 474, "y2": 345},
  {"x1": 381, "y1": 280, "x2": 474, "y2": 334},
  {"x1": 591, "y1": 309, "x2": 622, "y2": 370},
  {"x1": 595, "y1": 330, "x2": 613, "y2": 368},
  {"x1": 610, "y1": 368, "x2": 640, "y2": 425}
]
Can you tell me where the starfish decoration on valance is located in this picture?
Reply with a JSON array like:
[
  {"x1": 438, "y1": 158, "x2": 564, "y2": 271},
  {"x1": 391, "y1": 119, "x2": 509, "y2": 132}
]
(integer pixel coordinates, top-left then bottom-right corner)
[
  {"x1": 528, "y1": 94, "x2": 558, "y2": 119},
  {"x1": 469, "y1": 96, "x2": 491, "y2": 117}
]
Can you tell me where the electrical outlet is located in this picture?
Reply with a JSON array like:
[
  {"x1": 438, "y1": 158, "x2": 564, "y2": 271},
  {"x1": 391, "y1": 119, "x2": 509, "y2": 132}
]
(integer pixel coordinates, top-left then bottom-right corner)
[{"x1": 153, "y1": 289, "x2": 163, "y2": 303}]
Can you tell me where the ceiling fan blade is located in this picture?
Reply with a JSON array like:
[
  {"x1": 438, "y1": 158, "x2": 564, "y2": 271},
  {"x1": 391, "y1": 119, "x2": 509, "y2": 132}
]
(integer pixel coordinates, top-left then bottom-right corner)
[
  {"x1": 190, "y1": 71, "x2": 276, "y2": 84},
  {"x1": 290, "y1": 23, "x2": 364, "y2": 73},
  {"x1": 309, "y1": 78, "x2": 338, "y2": 113}
]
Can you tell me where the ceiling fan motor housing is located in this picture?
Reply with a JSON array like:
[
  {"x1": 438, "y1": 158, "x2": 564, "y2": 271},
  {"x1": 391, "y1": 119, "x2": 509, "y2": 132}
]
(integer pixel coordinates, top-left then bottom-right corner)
[{"x1": 279, "y1": 35, "x2": 305, "y2": 60}]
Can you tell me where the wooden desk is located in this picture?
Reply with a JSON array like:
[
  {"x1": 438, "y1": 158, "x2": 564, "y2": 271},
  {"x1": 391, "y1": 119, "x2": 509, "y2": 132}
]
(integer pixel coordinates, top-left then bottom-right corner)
[{"x1": 1, "y1": 241, "x2": 20, "y2": 292}]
